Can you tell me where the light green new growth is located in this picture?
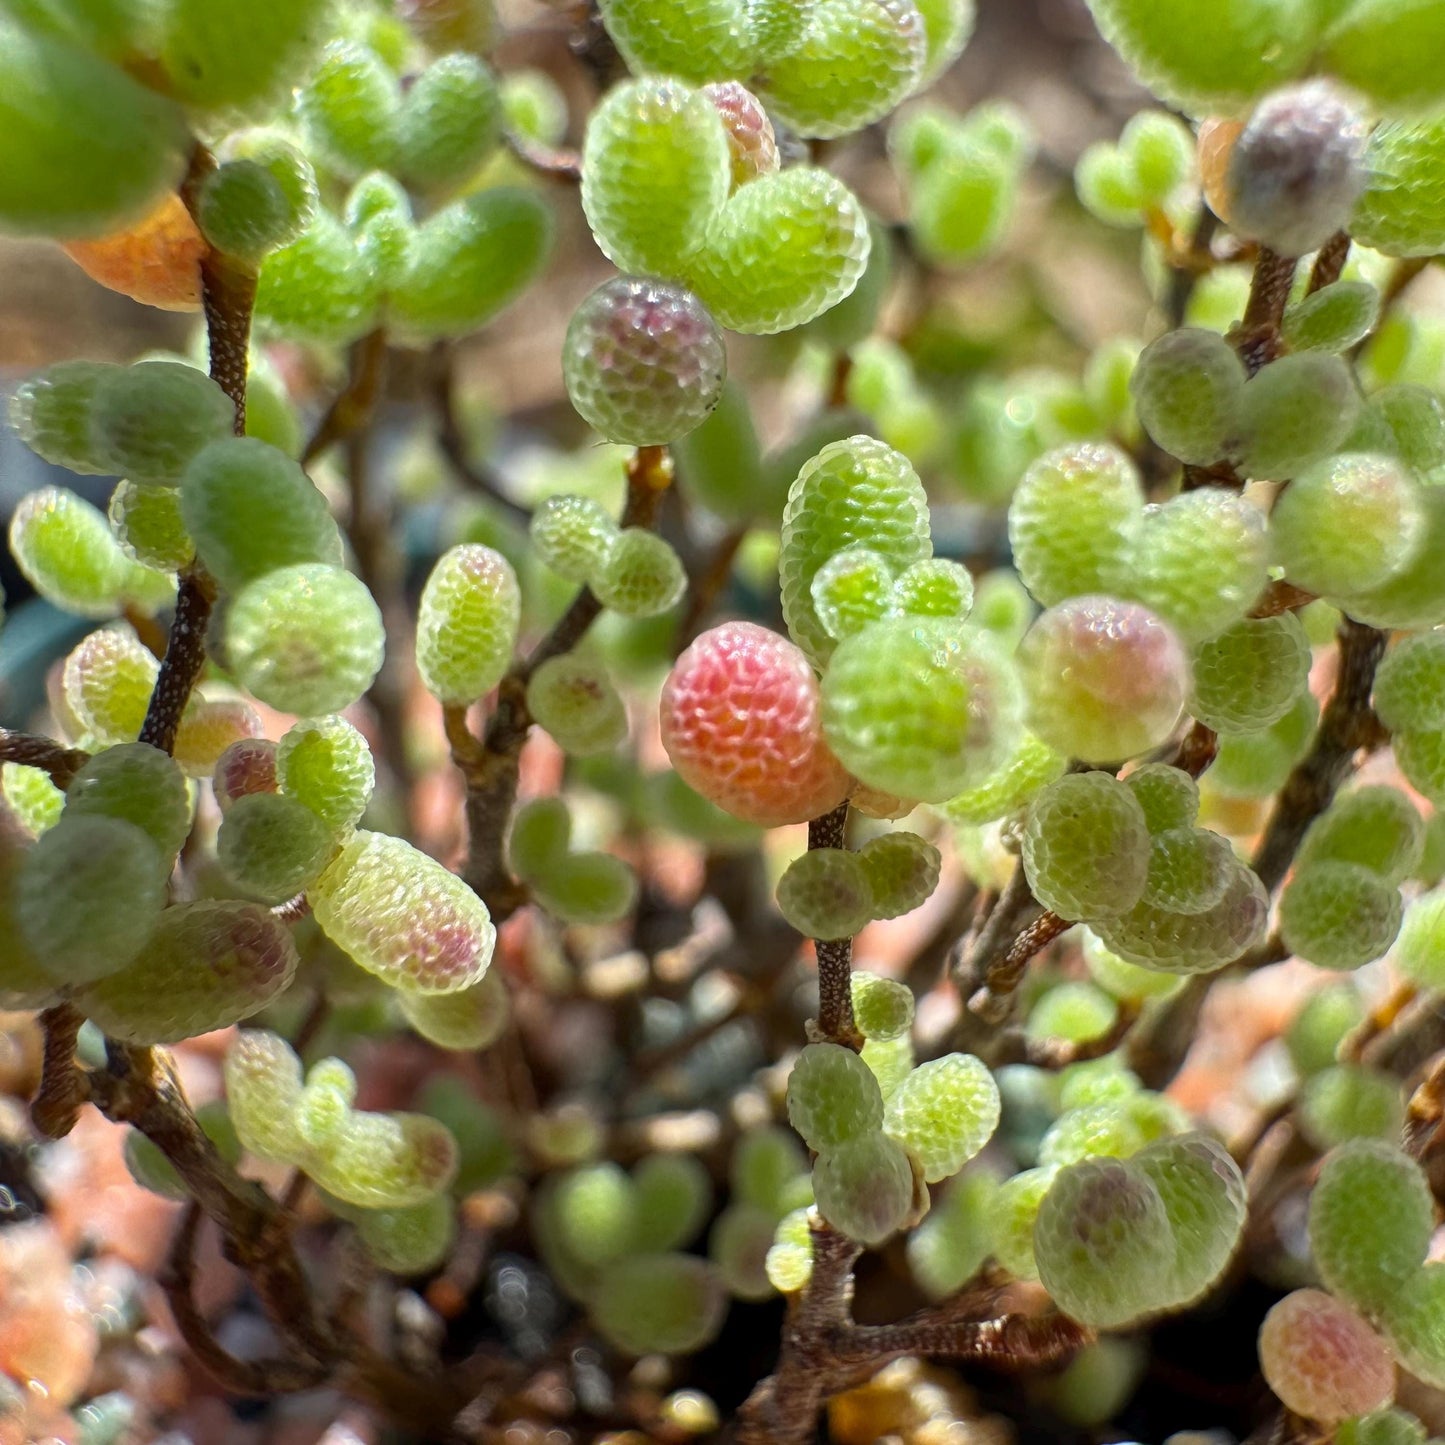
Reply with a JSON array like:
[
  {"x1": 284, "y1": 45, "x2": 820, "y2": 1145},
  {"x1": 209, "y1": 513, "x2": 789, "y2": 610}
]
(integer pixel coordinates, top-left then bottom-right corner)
[
  {"x1": 780, "y1": 435, "x2": 932, "y2": 669},
  {"x1": 416, "y1": 544, "x2": 521, "y2": 705},
  {"x1": 275, "y1": 716, "x2": 375, "y2": 834},
  {"x1": 787, "y1": 1042, "x2": 885, "y2": 1151},
  {"x1": 883, "y1": 1052, "x2": 1000, "y2": 1182},
  {"x1": 309, "y1": 830, "x2": 496, "y2": 994},
  {"x1": 226, "y1": 564, "x2": 386, "y2": 717}
]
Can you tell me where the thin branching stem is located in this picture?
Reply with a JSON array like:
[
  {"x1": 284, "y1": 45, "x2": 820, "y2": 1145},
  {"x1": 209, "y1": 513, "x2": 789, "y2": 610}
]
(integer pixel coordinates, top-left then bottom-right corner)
[
  {"x1": 0, "y1": 729, "x2": 90, "y2": 787},
  {"x1": 1164, "y1": 205, "x2": 1220, "y2": 329},
  {"x1": 429, "y1": 343, "x2": 533, "y2": 527},
  {"x1": 1251, "y1": 616, "x2": 1387, "y2": 892},
  {"x1": 1308, "y1": 232, "x2": 1351, "y2": 293},
  {"x1": 736, "y1": 1218, "x2": 1091, "y2": 1444},
  {"x1": 140, "y1": 146, "x2": 252, "y2": 755},
  {"x1": 450, "y1": 446, "x2": 673, "y2": 918}
]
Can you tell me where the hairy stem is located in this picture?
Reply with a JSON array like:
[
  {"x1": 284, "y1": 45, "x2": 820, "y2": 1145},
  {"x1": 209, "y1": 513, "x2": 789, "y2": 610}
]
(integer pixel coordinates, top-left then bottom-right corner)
[
  {"x1": 809, "y1": 802, "x2": 860, "y2": 1049},
  {"x1": 1234, "y1": 247, "x2": 1297, "y2": 376},
  {"x1": 138, "y1": 567, "x2": 218, "y2": 754},
  {"x1": 737, "y1": 1218, "x2": 1090, "y2": 1444},
  {"x1": 1307, "y1": 232, "x2": 1350, "y2": 293}
]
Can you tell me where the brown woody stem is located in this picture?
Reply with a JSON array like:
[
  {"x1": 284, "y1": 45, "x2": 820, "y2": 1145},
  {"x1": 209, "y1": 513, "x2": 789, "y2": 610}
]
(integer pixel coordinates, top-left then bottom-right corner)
[
  {"x1": 139, "y1": 156, "x2": 254, "y2": 755},
  {"x1": 31, "y1": 1003, "x2": 88, "y2": 1139},
  {"x1": 737, "y1": 1219, "x2": 1090, "y2": 1444},
  {"x1": 138, "y1": 566, "x2": 218, "y2": 754},
  {"x1": 161, "y1": 1204, "x2": 329, "y2": 1396},
  {"x1": 429, "y1": 342, "x2": 533, "y2": 527},
  {"x1": 952, "y1": 866, "x2": 1044, "y2": 1028},
  {"x1": 809, "y1": 802, "x2": 860, "y2": 1050},
  {"x1": 0, "y1": 730, "x2": 90, "y2": 787},
  {"x1": 1308, "y1": 232, "x2": 1351, "y2": 293},
  {"x1": 1234, "y1": 247, "x2": 1297, "y2": 376},
  {"x1": 1251, "y1": 616, "x2": 1387, "y2": 892},
  {"x1": 88, "y1": 1041, "x2": 336, "y2": 1367}
]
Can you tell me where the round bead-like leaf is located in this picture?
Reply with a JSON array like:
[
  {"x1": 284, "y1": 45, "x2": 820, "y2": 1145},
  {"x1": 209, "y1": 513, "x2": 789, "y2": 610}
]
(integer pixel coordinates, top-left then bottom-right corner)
[
  {"x1": 390, "y1": 188, "x2": 552, "y2": 343},
  {"x1": 590, "y1": 1253, "x2": 726, "y2": 1356},
  {"x1": 1225, "y1": 81, "x2": 1368, "y2": 258},
  {"x1": 883, "y1": 1053, "x2": 999, "y2": 1183},
  {"x1": 1008, "y1": 442, "x2": 1144, "y2": 607},
  {"x1": 821, "y1": 617, "x2": 1022, "y2": 804},
  {"x1": 1033, "y1": 1156, "x2": 1175, "y2": 1328},
  {"x1": 1129, "y1": 488, "x2": 1269, "y2": 645},
  {"x1": 275, "y1": 716, "x2": 374, "y2": 834},
  {"x1": 813, "y1": 1130, "x2": 917, "y2": 1245},
  {"x1": 529, "y1": 495, "x2": 617, "y2": 584},
  {"x1": 1190, "y1": 614, "x2": 1312, "y2": 735},
  {"x1": 525, "y1": 655, "x2": 628, "y2": 757},
  {"x1": 591, "y1": 529, "x2": 686, "y2": 618},
  {"x1": 398, "y1": 969, "x2": 509, "y2": 1051},
  {"x1": 687, "y1": 167, "x2": 871, "y2": 335},
  {"x1": 775, "y1": 847, "x2": 874, "y2": 941},
  {"x1": 218, "y1": 791, "x2": 336, "y2": 904},
  {"x1": 564, "y1": 277, "x2": 725, "y2": 446},
  {"x1": 659, "y1": 621, "x2": 850, "y2": 827},
  {"x1": 580, "y1": 77, "x2": 730, "y2": 278},
  {"x1": 180, "y1": 436, "x2": 344, "y2": 592},
  {"x1": 17, "y1": 814, "x2": 166, "y2": 984},
  {"x1": 787, "y1": 1042, "x2": 885, "y2": 1152},
  {"x1": 856, "y1": 832, "x2": 941, "y2": 920},
  {"x1": 227, "y1": 564, "x2": 386, "y2": 717},
  {"x1": 88, "y1": 360, "x2": 233, "y2": 487},
  {"x1": 416, "y1": 545, "x2": 521, "y2": 706},
  {"x1": 1022, "y1": 773, "x2": 1151, "y2": 921},
  {"x1": 758, "y1": 0, "x2": 926, "y2": 140},
  {"x1": 78, "y1": 900, "x2": 298, "y2": 1044},
  {"x1": 1259, "y1": 1289, "x2": 1396, "y2": 1424},
  {"x1": 780, "y1": 435, "x2": 931, "y2": 670},
  {"x1": 309, "y1": 829, "x2": 496, "y2": 994},
  {"x1": 1019, "y1": 596, "x2": 1189, "y2": 763},
  {"x1": 65, "y1": 742, "x2": 191, "y2": 860},
  {"x1": 1130, "y1": 328, "x2": 1244, "y2": 467},
  {"x1": 1280, "y1": 861, "x2": 1403, "y2": 971},
  {"x1": 1309, "y1": 1140, "x2": 1433, "y2": 1314}
]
